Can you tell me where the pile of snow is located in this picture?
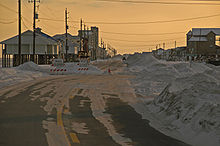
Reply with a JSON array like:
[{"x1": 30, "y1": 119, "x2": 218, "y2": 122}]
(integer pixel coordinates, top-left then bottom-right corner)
[
  {"x1": 125, "y1": 53, "x2": 220, "y2": 146},
  {"x1": 148, "y1": 73, "x2": 220, "y2": 146},
  {"x1": 16, "y1": 61, "x2": 103, "y2": 75},
  {"x1": 0, "y1": 61, "x2": 103, "y2": 89},
  {"x1": 125, "y1": 53, "x2": 212, "y2": 97},
  {"x1": 0, "y1": 67, "x2": 46, "y2": 89},
  {"x1": 92, "y1": 57, "x2": 126, "y2": 74},
  {"x1": 17, "y1": 61, "x2": 50, "y2": 73}
]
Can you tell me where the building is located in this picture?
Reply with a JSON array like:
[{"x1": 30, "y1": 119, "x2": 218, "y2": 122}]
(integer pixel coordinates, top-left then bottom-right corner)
[
  {"x1": 186, "y1": 28, "x2": 220, "y2": 59},
  {"x1": 53, "y1": 33, "x2": 79, "y2": 61},
  {"x1": 0, "y1": 28, "x2": 59, "y2": 67},
  {"x1": 78, "y1": 26, "x2": 99, "y2": 60}
]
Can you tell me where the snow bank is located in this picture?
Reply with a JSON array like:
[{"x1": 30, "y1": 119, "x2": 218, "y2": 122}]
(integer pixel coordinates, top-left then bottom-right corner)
[
  {"x1": 125, "y1": 53, "x2": 212, "y2": 97},
  {"x1": 0, "y1": 67, "x2": 46, "y2": 89},
  {"x1": 92, "y1": 57, "x2": 126, "y2": 74},
  {"x1": 125, "y1": 53, "x2": 220, "y2": 146},
  {"x1": 15, "y1": 61, "x2": 103, "y2": 75},
  {"x1": 148, "y1": 73, "x2": 220, "y2": 146},
  {"x1": 0, "y1": 61, "x2": 103, "y2": 89}
]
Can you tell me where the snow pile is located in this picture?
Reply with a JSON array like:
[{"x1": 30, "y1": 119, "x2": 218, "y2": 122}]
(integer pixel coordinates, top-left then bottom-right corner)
[
  {"x1": 92, "y1": 57, "x2": 126, "y2": 74},
  {"x1": 148, "y1": 73, "x2": 220, "y2": 146},
  {"x1": 0, "y1": 67, "x2": 46, "y2": 89},
  {"x1": 125, "y1": 53, "x2": 212, "y2": 97},
  {"x1": 0, "y1": 61, "x2": 103, "y2": 89},
  {"x1": 17, "y1": 61, "x2": 50, "y2": 73},
  {"x1": 125, "y1": 53, "x2": 220, "y2": 146},
  {"x1": 16, "y1": 61, "x2": 103, "y2": 75}
]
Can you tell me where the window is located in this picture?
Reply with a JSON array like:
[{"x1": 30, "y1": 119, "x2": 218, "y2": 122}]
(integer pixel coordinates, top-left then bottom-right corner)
[{"x1": 216, "y1": 36, "x2": 220, "y2": 46}]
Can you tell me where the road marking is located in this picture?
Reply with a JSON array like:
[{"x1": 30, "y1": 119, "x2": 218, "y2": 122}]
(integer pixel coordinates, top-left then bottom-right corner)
[
  {"x1": 64, "y1": 108, "x2": 69, "y2": 113},
  {"x1": 69, "y1": 95, "x2": 74, "y2": 99},
  {"x1": 56, "y1": 90, "x2": 81, "y2": 146},
  {"x1": 70, "y1": 133, "x2": 80, "y2": 143},
  {"x1": 57, "y1": 109, "x2": 71, "y2": 146}
]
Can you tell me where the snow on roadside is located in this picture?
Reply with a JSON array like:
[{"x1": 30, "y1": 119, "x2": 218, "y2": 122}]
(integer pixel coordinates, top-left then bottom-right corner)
[
  {"x1": 125, "y1": 53, "x2": 220, "y2": 146},
  {"x1": 0, "y1": 66, "x2": 46, "y2": 89},
  {"x1": 0, "y1": 61, "x2": 103, "y2": 89}
]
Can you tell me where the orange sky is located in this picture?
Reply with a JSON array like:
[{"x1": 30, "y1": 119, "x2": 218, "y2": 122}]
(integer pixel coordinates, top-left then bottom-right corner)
[{"x1": 0, "y1": 0, "x2": 220, "y2": 54}]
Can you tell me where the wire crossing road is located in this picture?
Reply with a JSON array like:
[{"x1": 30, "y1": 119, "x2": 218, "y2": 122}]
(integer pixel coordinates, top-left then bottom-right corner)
[{"x1": 0, "y1": 75, "x2": 190, "y2": 146}]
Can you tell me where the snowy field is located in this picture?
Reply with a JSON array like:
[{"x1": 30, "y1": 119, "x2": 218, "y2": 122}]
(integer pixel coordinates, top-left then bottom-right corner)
[{"x1": 125, "y1": 53, "x2": 220, "y2": 146}]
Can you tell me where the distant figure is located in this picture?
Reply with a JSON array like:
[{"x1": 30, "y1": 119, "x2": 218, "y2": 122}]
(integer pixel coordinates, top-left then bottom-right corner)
[{"x1": 108, "y1": 68, "x2": 111, "y2": 74}]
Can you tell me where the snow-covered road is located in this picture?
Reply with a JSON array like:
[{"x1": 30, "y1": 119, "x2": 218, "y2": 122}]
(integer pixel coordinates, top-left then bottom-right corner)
[
  {"x1": 0, "y1": 74, "x2": 188, "y2": 146},
  {"x1": 1, "y1": 53, "x2": 219, "y2": 146}
]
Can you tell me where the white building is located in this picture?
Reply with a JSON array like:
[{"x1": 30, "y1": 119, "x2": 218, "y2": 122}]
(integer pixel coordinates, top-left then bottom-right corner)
[{"x1": 1, "y1": 28, "x2": 58, "y2": 67}]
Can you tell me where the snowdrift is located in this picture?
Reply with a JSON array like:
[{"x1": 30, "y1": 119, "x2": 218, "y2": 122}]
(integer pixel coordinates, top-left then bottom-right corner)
[
  {"x1": 125, "y1": 53, "x2": 220, "y2": 146},
  {"x1": 16, "y1": 61, "x2": 103, "y2": 75},
  {"x1": 17, "y1": 61, "x2": 50, "y2": 73},
  {"x1": 0, "y1": 61, "x2": 103, "y2": 89}
]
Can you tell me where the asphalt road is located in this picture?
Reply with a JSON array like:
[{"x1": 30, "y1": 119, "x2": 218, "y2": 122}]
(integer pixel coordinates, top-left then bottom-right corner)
[{"x1": 0, "y1": 75, "x2": 190, "y2": 146}]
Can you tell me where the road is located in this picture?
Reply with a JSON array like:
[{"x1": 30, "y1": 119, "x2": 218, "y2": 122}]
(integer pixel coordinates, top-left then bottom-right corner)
[{"x1": 0, "y1": 74, "x2": 190, "y2": 146}]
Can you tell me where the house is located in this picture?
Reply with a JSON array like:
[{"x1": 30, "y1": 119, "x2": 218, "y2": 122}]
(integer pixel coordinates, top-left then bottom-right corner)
[
  {"x1": 0, "y1": 28, "x2": 59, "y2": 67},
  {"x1": 53, "y1": 33, "x2": 79, "y2": 61},
  {"x1": 186, "y1": 28, "x2": 220, "y2": 59}
]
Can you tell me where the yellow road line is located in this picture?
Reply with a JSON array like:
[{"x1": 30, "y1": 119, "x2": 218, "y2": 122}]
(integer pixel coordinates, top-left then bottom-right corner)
[
  {"x1": 70, "y1": 133, "x2": 80, "y2": 144},
  {"x1": 64, "y1": 108, "x2": 69, "y2": 114},
  {"x1": 69, "y1": 95, "x2": 74, "y2": 99},
  {"x1": 57, "y1": 111, "x2": 63, "y2": 126},
  {"x1": 57, "y1": 109, "x2": 71, "y2": 146}
]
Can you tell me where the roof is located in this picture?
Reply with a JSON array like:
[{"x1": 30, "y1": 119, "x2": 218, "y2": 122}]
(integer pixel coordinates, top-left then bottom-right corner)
[
  {"x1": 53, "y1": 33, "x2": 79, "y2": 47},
  {"x1": 191, "y1": 28, "x2": 220, "y2": 36},
  {"x1": 0, "y1": 30, "x2": 58, "y2": 45},
  {"x1": 188, "y1": 36, "x2": 208, "y2": 42}
]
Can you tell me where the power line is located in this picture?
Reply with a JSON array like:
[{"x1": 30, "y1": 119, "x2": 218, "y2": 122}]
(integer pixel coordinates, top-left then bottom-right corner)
[
  {"x1": 0, "y1": 20, "x2": 17, "y2": 24},
  {"x1": 0, "y1": 3, "x2": 32, "y2": 25},
  {"x1": 102, "y1": 36, "x2": 184, "y2": 43},
  {"x1": 84, "y1": 13, "x2": 220, "y2": 25},
  {"x1": 39, "y1": 17, "x2": 64, "y2": 22},
  {"x1": 21, "y1": 17, "x2": 31, "y2": 30},
  {"x1": 112, "y1": 40, "x2": 185, "y2": 48},
  {"x1": 39, "y1": 13, "x2": 220, "y2": 25},
  {"x1": 0, "y1": 3, "x2": 18, "y2": 13},
  {"x1": 97, "y1": 0, "x2": 220, "y2": 5},
  {"x1": 101, "y1": 31, "x2": 186, "y2": 36}
]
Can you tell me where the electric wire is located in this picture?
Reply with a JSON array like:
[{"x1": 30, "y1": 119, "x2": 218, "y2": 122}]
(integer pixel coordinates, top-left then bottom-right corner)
[
  {"x1": 97, "y1": 0, "x2": 220, "y2": 5},
  {"x1": 39, "y1": 13, "x2": 220, "y2": 25},
  {"x1": 101, "y1": 31, "x2": 186, "y2": 36},
  {"x1": 102, "y1": 36, "x2": 184, "y2": 43},
  {"x1": 0, "y1": 20, "x2": 17, "y2": 24}
]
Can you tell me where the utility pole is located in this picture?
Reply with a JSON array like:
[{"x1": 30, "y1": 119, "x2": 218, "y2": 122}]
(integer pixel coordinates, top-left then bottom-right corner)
[
  {"x1": 18, "y1": 0, "x2": 21, "y2": 65},
  {"x1": 87, "y1": 26, "x2": 89, "y2": 52},
  {"x1": 65, "y1": 8, "x2": 68, "y2": 62},
  {"x1": 84, "y1": 24, "x2": 86, "y2": 39},
  {"x1": 163, "y1": 43, "x2": 165, "y2": 50},
  {"x1": 28, "y1": 0, "x2": 40, "y2": 63},
  {"x1": 80, "y1": 19, "x2": 82, "y2": 51},
  {"x1": 175, "y1": 41, "x2": 177, "y2": 49}
]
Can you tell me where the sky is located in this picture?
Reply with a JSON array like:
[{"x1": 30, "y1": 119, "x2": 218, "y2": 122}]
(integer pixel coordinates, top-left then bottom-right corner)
[{"x1": 0, "y1": 0, "x2": 220, "y2": 54}]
